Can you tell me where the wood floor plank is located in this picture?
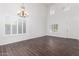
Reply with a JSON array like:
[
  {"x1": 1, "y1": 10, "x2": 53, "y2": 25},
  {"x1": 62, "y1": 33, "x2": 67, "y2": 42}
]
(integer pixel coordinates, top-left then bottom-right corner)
[
  {"x1": 1, "y1": 36, "x2": 79, "y2": 56},
  {"x1": 0, "y1": 46, "x2": 2, "y2": 56}
]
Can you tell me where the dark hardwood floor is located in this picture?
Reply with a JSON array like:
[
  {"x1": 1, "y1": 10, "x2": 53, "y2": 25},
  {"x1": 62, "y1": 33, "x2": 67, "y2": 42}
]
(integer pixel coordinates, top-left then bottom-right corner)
[{"x1": 0, "y1": 36, "x2": 79, "y2": 56}]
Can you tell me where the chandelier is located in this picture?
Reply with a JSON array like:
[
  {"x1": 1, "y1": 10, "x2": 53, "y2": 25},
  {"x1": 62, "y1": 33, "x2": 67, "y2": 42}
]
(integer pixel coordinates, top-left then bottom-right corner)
[{"x1": 17, "y1": 3, "x2": 29, "y2": 17}]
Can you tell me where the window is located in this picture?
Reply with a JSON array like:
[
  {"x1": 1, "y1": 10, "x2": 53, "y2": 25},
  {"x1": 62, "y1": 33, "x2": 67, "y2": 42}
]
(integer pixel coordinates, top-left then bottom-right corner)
[
  {"x1": 12, "y1": 23, "x2": 17, "y2": 34},
  {"x1": 5, "y1": 18, "x2": 26, "y2": 35},
  {"x1": 5, "y1": 24, "x2": 11, "y2": 34},
  {"x1": 18, "y1": 19, "x2": 22, "y2": 34},
  {"x1": 51, "y1": 24, "x2": 58, "y2": 32}
]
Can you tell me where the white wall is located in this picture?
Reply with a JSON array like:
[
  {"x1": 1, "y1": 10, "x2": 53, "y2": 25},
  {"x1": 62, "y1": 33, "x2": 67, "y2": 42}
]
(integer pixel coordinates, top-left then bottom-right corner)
[
  {"x1": 1, "y1": 3, "x2": 79, "y2": 45},
  {"x1": 47, "y1": 3, "x2": 79, "y2": 39},
  {"x1": 0, "y1": 3, "x2": 48, "y2": 45}
]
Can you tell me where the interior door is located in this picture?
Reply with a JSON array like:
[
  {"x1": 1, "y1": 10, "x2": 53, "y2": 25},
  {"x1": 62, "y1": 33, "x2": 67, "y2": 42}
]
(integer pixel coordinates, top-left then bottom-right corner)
[{"x1": 66, "y1": 19, "x2": 79, "y2": 39}]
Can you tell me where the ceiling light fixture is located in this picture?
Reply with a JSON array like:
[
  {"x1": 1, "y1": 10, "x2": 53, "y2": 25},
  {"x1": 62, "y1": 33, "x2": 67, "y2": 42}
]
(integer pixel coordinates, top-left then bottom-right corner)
[{"x1": 17, "y1": 3, "x2": 29, "y2": 18}]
